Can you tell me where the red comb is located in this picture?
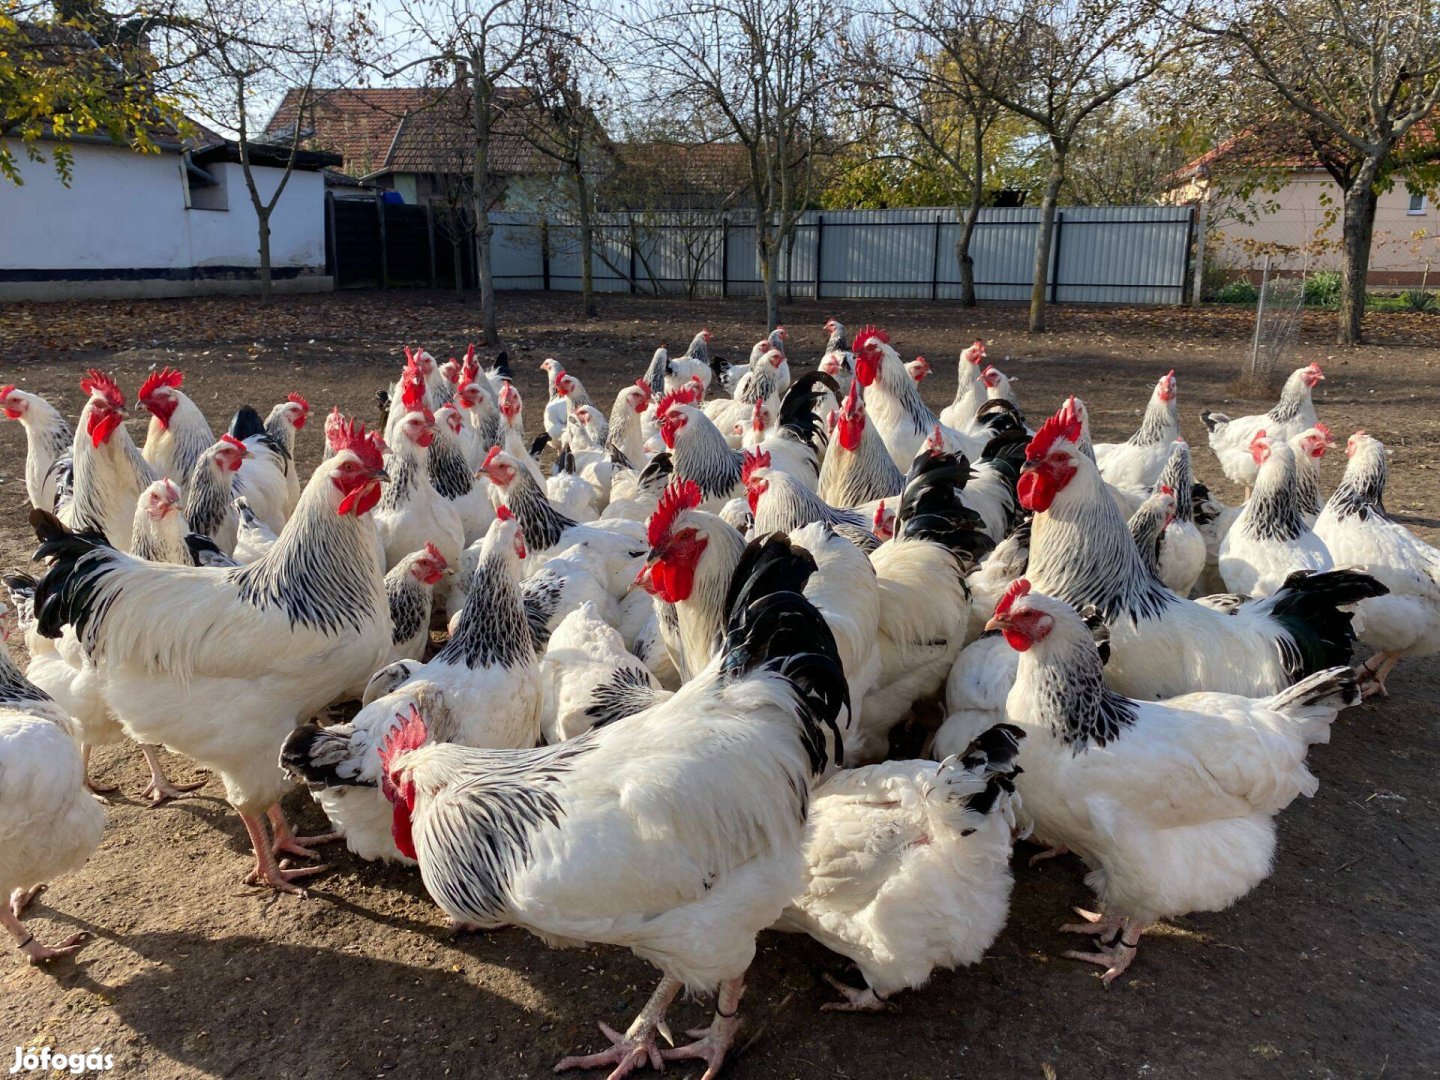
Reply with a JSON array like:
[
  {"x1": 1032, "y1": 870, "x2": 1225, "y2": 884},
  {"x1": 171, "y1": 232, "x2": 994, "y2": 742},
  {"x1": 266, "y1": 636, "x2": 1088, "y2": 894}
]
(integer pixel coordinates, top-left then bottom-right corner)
[
  {"x1": 495, "y1": 504, "x2": 513, "y2": 521},
  {"x1": 1306, "y1": 362, "x2": 1323, "y2": 374},
  {"x1": 80, "y1": 369, "x2": 124, "y2": 409},
  {"x1": 138, "y1": 367, "x2": 183, "y2": 400},
  {"x1": 1249, "y1": 429, "x2": 1268, "y2": 450},
  {"x1": 0, "y1": 385, "x2": 16, "y2": 400},
  {"x1": 648, "y1": 479, "x2": 703, "y2": 547},
  {"x1": 656, "y1": 383, "x2": 700, "y2": 417},
  {"x1": 481, "y1": 445, "x2": 503, "y2": 471},
  {"x1": 378, "y1": 703, "x2": 429, "y2": 802},
  {"x1": 400, "y1": 362, "x2": 426, "y2": 413},
  {"x1": 1025, "y1": 399, "x2": 1084, "y2": 462},
  {"x1": 287, "y1": 392, "x2": 310, "y2": 415},
  {"x1": 851, "y1": 325, "x2": 889, "y2": 353},
  {"x1": 220, "y1": 433, "x2": 246, "y2": 453},
  {"x1": 330, "y1": 415, "x2": 386, "y2": 473},
  {"x1": 422, "y1": 540, "x2": 446, "y2": 565},
  {"x1": 994, "y1": 578, "x2": 1031, "y2": 618},
  {"x1": 1315, "y1": 422, "x2": 1333, "y2": 442},
  {"x1": 741, "y1": 447, "x2": 771, "y2": 485},
  {"x1": 843, "y1": 378, "x2": 861, "y2": 412}
]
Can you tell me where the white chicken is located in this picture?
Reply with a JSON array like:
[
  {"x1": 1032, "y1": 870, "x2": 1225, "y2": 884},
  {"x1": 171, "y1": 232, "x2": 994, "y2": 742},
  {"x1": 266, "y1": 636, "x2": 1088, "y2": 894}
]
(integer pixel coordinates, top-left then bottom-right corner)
[
  {"x1": 0, "y1": 616, "x2": 106, "y2": 966},
  {"x1": 60, "y1": 370, "x2": 156, "y2": 552},
  {"x1": 138, "y1": 367, "x2": 214, "y2": 492},
  {"x1": 1218, "y1": 431, "x2": 1333, "y2": 598},
  {"x1": 283, "y1": 509, "x2": 540, "y2": 864},
  {"x1": 0, "y1": 384, "x2": 73, "y2": 513},
  {"x1": 1202, "y1": 362, "x2": 1325, "y2": 492},
  {"x1": 1093, "y1": 369, "x2": 1179, "y2": 492},
  {"x1": 374, "y1": 375, "x2": 464, "y2": 579},
  {"x1": 778, "y1": 724, "x2": 1023, "y2": 1011},
  {"x1": 1152, "y1": 441, "x2": 1206, "y2": 596},
  {"x1": 937, "y1": 339, "x2": 988, "y2": 433},
  {"x1": 988, "y1": 579, "x2": 1359, "y2": 984},
  {"x1": 382, "y1": 541, "x2": 450, "y2": 667},
  {"x1": 1315, "y1": 431, "x2": 1440, "y2": 696},
  {"x1": 539, "y1": 601, "x2": 663, "y2": 743},
  {"x1": 284, "y1": 563, "x2": 849, "y2": 1079}
]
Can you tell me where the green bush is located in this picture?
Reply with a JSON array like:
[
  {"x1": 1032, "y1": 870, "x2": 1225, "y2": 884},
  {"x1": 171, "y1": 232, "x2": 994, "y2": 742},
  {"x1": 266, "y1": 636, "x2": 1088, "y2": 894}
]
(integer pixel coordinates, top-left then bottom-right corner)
[
  {"x1": 1215, "y1": 278, "x2": 1258, "y2": 304},
  {"x1": 1303, "y1": 270, "x2": 1342, "y2": 307},
  {"x1": 1401, "y1": 288, "x2": 1436, "y2": 312}
]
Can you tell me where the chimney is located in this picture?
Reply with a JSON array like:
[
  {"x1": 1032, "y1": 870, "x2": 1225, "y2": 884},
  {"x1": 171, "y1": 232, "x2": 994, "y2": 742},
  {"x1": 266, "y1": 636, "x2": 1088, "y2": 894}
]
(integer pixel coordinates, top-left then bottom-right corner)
[{"x1": 455, "y1": 59, "x2": 468, "y2": 86}]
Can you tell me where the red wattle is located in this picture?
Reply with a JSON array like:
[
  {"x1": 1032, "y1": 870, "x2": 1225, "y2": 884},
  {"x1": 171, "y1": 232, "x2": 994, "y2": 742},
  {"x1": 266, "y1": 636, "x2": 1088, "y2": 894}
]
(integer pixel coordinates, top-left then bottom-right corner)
[
  {"x1": 392, "y1": 800, "x2": 417, "y2": 861},
  {"x1": 1017, "y1": 470, "x2": 1055, "y2": 512},
  {"x1": 1002, "y1": 628, "x2": 1034, "y2": 652},
  {"x1": 837, "y1": 420, "x2": 861, "y2": 452}
]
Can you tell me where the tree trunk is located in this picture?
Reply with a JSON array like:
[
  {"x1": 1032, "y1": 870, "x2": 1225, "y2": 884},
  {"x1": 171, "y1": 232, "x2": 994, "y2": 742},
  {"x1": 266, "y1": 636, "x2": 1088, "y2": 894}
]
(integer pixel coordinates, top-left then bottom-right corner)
[
  {"x1": 574, "y1": 163, "x2": 596, "y2": 318},
  {"x1": 957, "y1": 114, "x2": 985, "y2": 308},
  {"x1": 1336, "y1": 164, "x2": 1381, "y2": 345},
  {"x1": 472, "y1": 71, "x2": 499, "y2": 345},
  {"x1": 1028, "y1": 153, "x2": 1066, "y2": 334},
  {"x1": 257, "y1": 213, "x2": 273, "y2": 308},
  {"x1": 757, "y1": 216, "x2": 780, "y2": 331}
]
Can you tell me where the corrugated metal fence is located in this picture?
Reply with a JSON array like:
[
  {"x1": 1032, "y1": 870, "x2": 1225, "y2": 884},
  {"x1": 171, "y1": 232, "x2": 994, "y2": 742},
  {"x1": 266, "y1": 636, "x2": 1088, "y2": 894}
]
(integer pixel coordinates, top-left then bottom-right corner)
[{"x1": 489, "y1": 205, "x2": 1196, "y2": 305}]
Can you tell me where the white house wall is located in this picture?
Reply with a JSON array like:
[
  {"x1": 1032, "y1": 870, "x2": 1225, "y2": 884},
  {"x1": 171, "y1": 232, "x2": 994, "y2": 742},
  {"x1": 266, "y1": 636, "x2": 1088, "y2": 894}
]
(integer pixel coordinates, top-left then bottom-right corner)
[{"x1": 0, "y1": 140, "x2": 332, "y2": 300}]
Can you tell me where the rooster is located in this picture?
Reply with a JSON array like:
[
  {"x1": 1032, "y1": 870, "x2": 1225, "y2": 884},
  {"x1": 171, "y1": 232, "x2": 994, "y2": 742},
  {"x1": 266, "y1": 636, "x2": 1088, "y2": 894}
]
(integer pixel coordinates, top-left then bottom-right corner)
[
  {"x1": 988, "y1": 579, "x2": 1359, "y2": 984},
  {"x1": 1093, "y1": 370, "x2": 1179, "y2": 492},
  {"x1": 1315, "y1": 431, "x2": 1440, "y2": 696},
  {"x1": 29, "y1": 416, "x2": 392, "y2": 893},
  {"x1": 854, "y1": 328, "x2": 980, "y2": 470},
  {"x1": 138, "y1": 367, "x2": 214, "y2": 492},
  {"x1": 0, "y1": 613, "x2": 106, "y2": 965},
  {"x1": 1, "y1": 385, "x2": 74, "y2": 512},
  {"x1": 286, "y1": 553, "x2": 848, "y2": 1078},
  {"x1": 1218, "y1": 431, "x2": 1333, "y2": 598},
  {"x1": 904, "y1": 355, "x2": 932, "y2": 384},
  {"x1": 283, "y1": 509, "x2": 539, "y2": 864},
  {"x1": 1020, "y1": 398, "x2": 1385, "y2": 698},
  {"x1": 60, "y1": 370, "x2": 156, "y2": 551},
  {"x1": 1202, "y1": 362, "x2": 1324, "y2": 492},
  {"x1": 778, "y1": 724, "x2": 1023, "y2": 1011}
]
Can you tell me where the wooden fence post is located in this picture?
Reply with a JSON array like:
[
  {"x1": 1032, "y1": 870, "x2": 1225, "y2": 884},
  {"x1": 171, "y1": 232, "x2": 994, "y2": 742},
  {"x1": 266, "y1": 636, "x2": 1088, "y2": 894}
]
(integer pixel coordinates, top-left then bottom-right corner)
[{"x1": 1190, "y1": 202, "x2": 1207, "y2": 306}]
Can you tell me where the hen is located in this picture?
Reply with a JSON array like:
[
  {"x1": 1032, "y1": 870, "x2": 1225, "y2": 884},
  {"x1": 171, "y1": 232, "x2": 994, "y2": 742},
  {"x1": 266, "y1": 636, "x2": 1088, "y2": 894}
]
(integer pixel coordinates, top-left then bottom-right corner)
[
  {"x1": 1, "y1": 385, "x2": 74, "y2": 512},
  {"x1": 539, "y1": 601, "x2": 664, "y2": 743},
  {"x1": 778, "y1": 724, "x2": 1023, "y2": 1012},
  {"x1": 1202, "y1": 363, "x2": 1324, "y2": 491},
  {"x1": 1093, "y1": 370, "x2": 1179, "y2": 492},
  {"x1": 1315, "y1": 431, "x2": 1440, "y2": 695},
  {"x1": 989, "y1": 580, "x2": 1359, "y2": 983}
]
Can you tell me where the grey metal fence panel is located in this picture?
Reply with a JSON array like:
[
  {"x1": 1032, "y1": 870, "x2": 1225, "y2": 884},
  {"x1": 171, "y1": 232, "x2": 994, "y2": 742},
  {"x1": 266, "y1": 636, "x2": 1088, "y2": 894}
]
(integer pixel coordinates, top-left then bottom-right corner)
[{"x1": 483, "y1": 205, "x2": 1193, "y2": 305}]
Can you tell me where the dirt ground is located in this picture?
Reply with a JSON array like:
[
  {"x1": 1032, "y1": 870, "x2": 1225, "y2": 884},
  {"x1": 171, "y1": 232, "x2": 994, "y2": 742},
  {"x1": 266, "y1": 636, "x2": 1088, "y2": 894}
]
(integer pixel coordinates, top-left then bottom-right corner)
[{"x1": 1, "y1": 292, "x2": 1437, "y2": 1080}]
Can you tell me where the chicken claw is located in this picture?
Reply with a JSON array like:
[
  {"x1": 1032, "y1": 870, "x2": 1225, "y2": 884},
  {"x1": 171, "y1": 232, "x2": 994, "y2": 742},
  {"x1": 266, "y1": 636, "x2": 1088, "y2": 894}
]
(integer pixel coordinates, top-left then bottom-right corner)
[
  {"x1": 657, "y1": 976, "x2": 744, "y2": 1080},
  {"x1": 2, "y1": 907, "x2": 90, "y2": 966},
  {"x1": 819, "y1": 973, "x2": 895, "y2": 1013},
  {"x1": 553, "y1": 1022, "x2": 663, "y2": 1078},
  {"x1": 1064, "y1": 938, "x2": 1139, "y2": 986},
  {"x1": 139, "y1": 745, "x2": 207, "y2": 805},
  {"x1": 1028, "y1": 843, "x2": 1070, "y2": 867},
  {"x1": 10, "y1": 884, "x2": 45, "y2": 918}
]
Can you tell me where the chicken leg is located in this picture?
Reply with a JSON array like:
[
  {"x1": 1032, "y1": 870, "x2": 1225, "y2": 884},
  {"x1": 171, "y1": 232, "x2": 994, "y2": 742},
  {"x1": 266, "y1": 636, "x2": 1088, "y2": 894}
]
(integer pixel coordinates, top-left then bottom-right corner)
[
  {"x1": 1356, "y1": 653, "x2": 1399, "y2": 698},
  {"x1": 80, "y1": 743, "x2": 116, "y2": 800},
  {"x1": 554, "y1": 975, "x2": 682, "y2": 1078},
  {"x1": 2, "y1": 904, "x2": 89, "y2": 965},
  {"x1": 239, "y1": 812, "x2": 328, "y2": 895},
  {"x1": 1062, "y1": 911, "x2": 1146, "y2": 986},
  {"x1": 138, "y1": 744, "x2": 207, "y2": 805},
  {"x1": 819, "y1": 973, "x2": 894, "y2": 1013},
  {"x1": 267, "y1": 803, "x2": 341, "y2": 860},
  {"x1": 658, "y1": 976, "x2": 745, "y2": 1080}
]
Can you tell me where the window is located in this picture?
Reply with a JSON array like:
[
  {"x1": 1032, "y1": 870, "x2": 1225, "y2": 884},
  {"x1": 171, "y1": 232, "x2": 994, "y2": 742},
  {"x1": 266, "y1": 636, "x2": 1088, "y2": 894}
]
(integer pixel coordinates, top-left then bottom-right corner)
[
  {"x1": 1409, "y1": 192, "x2": 1427, "y2": 215},
  {"x1": 182, "y1": 153, "x2": 229, "y2": 211}
]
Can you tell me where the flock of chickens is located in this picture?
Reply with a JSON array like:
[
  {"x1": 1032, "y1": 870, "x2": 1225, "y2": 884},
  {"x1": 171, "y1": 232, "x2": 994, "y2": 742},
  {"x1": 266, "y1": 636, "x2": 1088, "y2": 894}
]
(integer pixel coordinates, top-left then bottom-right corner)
[{"x1": 2, "y1": 319, "x2": 1436, "y2": 1079}]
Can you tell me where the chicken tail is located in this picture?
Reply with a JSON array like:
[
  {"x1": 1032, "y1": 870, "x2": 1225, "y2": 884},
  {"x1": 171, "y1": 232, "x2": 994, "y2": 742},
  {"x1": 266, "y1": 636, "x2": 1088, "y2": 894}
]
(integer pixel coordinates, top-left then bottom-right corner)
[
  {"x1": 925, "y1": 723, "x2": 1026, "y2": 834},
  {"x1": 721, "y1": 540, "x2": 850, "y2": 774},
  {"x1": 227, "y1": 404, "x2": 268, "y2": 442},
  {"x1": 2, "y1": 571, "x2": 39, "y2": 631},
  {"x1": 1264, "y1": 665, "x2": 1360, "y2": 746},
  {"x1": 1260, "y1": 568, "x2": 1389, "y2": 681},
  {"x1": 280, "y1": 721, "x2": 368, "y2": 791},
  {"x1": 1200, "y1": 409, "x2": 1230, "y2": 434},
  {"x1": 28, "y1": 509, "x2": 118, "y2": 642},
  {"x1": 896, "y1": 453, "x2": 995, "y2": 572}
]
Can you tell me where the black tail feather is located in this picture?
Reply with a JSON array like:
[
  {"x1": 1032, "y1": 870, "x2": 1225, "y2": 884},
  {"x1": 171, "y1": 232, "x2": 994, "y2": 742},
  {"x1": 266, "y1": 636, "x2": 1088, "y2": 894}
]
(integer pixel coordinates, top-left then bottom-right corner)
[
  {"x1": 28, "y1": 509, "x2": 116, "y2": 642},
  {"x1": 896, "y1": 454, "x2": 995, "y2": 570},
  {"x1": 777, "y1": 370, "x2": 839, "y2": 452},
  {"x1": 1267, "y1": 568, "x2": 1389, "y2": 679},
  {"x1": 722, "y1": 534, "x2": 818, "y2": 627},
  {"x1": 228, "y1": 405, "x2": 268, "y2": 442},
  {"x1": 492, "y1": 352, "x2": 513, "y2": 381},
  {"x1": 529, "y1": 432, "x2": 552, "y2": 459},
  {"x1": 279, "y1": 722, "x2": 365, "y2": 791}
]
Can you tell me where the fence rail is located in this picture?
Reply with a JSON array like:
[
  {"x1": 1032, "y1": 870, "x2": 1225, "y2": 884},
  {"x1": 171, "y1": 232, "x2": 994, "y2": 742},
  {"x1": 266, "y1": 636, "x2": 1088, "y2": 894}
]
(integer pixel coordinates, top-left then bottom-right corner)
[{"x1": 329, "y1": 198, "x2": 1196, "y2": 306}]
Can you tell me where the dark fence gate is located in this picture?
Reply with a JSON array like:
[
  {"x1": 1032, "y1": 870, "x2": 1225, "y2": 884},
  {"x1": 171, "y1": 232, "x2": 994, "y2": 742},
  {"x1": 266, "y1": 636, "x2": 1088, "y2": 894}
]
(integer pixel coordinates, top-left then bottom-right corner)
[{"x1": 326, "y1": 192, "x2": 476, "y2": 291}]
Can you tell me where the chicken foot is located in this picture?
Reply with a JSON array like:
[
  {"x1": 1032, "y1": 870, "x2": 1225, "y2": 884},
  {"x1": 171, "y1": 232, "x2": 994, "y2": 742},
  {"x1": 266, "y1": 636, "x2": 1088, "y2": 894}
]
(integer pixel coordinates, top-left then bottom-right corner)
[
  {"x1": 1356, "y1": 653, "x2": 1399, "y2": 698},
  {"x1": 659, "y1": 975, "x2": 745, "y2": 1080},
  {"x1": 239, "y1": 812, "x2": 328, "y2": 895},
  {"x1": 138, "y1": 744, "x2": 207, "y2": 805},
  {"x1": 2, "y1": 903, "x2": 89, "y2": 966},
  {"x1": 554, "y1": 974, "x2": 682, "y2": 1078},
  {"x1": 1062, "y1": 910, "x2": 1146, "y2": 986},
  {"x1": 80, "y1": 743, "x2": 116, "y2": 801},
  {"x1": 267, "y1": 803, "x2": 341, "y2": 860},
  {"x1": 819, "y1": 973, "x2": 896, "y2": 1013}
]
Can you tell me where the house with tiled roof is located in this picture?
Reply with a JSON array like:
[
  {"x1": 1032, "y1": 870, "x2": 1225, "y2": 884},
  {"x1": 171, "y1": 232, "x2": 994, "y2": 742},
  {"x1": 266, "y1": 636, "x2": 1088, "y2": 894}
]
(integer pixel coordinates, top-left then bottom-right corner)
[
  {"x1": 264, "y1": 84, "x2": 581, "y2": 211},
  {"x1": 1166, "y1": 123, "x2": 1440, "y2": 287}
]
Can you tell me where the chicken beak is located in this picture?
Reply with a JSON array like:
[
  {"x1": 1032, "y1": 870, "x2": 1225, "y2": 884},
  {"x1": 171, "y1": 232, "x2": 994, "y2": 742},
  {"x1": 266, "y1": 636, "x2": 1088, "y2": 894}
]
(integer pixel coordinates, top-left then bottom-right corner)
[
  {"x1": 983, "y1": 614, "x2": 1008, "y2": 633},
  {"x1": 372, "y1": 467, "x2": 391, "y2": 483}
]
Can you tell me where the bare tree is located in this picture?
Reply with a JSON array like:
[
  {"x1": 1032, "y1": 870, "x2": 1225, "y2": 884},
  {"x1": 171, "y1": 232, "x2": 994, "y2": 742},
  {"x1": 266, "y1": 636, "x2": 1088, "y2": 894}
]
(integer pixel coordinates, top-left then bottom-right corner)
[
  {"x1": 389, "y1": 0, "x2": 564, "y2": 344},
  {"x1": 519, "y1": 15, "x2": 613, "y2": 317},
  {"x1": 628, "y1": 0, "x2": 848, "y2": 330},
  {"x1": 155, "y1": 0, "x2": 367, "y2": 306},
  {"x1": 946, "y1": 0, "x2": 1192, "y2": 332},
  {"x1": 1199, "y1": 0, "x2": 1440, "y2": 344},
  {"x1": 852, "y1": 2, "x2": 1010, "y2": 306}
]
